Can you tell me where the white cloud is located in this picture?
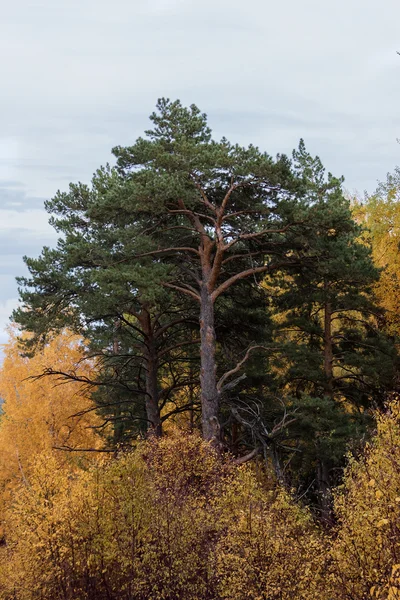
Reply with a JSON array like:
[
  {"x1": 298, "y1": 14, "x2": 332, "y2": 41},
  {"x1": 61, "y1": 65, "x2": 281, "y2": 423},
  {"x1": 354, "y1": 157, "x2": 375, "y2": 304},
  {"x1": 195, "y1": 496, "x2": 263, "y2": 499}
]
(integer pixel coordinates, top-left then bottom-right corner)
[
  {"x1": 0, "y1": 209, "x2": 54, "y2": 237},
  {"x1": 0, "y1": 298, "x2": 19, "y2": 345},
  {"x1": 0, "y1": 0, "x2": 399, "y2": 319}
]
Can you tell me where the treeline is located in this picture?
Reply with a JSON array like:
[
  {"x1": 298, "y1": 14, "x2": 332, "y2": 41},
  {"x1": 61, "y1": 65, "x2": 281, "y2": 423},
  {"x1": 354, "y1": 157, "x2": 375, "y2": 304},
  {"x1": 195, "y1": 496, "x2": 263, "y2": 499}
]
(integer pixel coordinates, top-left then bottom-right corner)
[{"x1": 0, "y1": 99, "x2": 399, "y2": 598}]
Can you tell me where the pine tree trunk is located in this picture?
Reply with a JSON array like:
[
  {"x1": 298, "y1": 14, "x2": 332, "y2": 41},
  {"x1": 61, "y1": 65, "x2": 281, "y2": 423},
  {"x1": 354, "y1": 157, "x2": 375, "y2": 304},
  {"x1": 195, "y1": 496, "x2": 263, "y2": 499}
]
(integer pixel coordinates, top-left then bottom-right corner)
[
  {"x1": 112, "y1": 322, "x2": 124, "y2": 446},
  {"x1": 140, "y1": 310, "x2": 162, "y2": 437},
  {"x1": 189, "y1": 347, "x2": 195, "y2": 432},
  {"x1": 144, "y1": 343, "x2": 162, "y2": 437},
  {"x1": 199, "y1": 284, "x2": 220, "y2": 445},
  {"x1": 319, "y1": 295, "x2": 334, "y2": 522},
  {"x1": 324, "y1": 299, "x2": 333, "y2": 397},
  {"x1": 317, "y1": 458, "x2": 333, "y2": 524}
]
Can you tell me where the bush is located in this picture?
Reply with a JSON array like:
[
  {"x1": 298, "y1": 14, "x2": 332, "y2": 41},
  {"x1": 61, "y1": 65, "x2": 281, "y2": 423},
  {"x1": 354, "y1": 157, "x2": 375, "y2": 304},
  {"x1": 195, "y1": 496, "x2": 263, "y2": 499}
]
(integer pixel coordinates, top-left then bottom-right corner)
[
  {"x1": 0, "y1": 433, "x2": 329, "y2": 600},
  {"x1": 331, "y1": 401, "x2": 400, "y2": 599},
  {"x1": 213, "y1": 467, "x2": 331, "y2": 599}
]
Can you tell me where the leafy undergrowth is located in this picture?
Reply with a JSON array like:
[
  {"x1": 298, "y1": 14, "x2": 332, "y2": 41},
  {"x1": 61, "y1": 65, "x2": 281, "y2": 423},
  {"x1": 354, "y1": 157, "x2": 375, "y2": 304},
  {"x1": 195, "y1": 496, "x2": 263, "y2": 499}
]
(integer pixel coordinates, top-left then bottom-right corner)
[
  {"x1": 0, "y1": 433, "x2": 330, "y2": 600},
  {"x1": 1, "y1": 406, "x2": 400, "y2": 599}
]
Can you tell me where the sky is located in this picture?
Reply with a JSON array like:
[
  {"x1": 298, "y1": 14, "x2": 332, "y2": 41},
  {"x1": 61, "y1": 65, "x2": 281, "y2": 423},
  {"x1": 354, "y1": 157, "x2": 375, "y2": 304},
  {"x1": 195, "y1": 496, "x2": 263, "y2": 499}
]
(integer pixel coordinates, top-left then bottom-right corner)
[{"x1": 0, "y1": 0, "x2": 400, "y2": 344}]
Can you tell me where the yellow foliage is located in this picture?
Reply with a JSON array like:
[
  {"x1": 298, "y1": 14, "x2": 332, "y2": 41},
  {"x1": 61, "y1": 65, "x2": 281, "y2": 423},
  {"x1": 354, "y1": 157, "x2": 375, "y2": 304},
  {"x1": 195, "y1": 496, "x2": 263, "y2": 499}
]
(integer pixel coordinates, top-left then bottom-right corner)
[
  {"x1": 213, "y1": 467, "x2": 332, "y2": 600},
  {"x1": 352, "y1": 193, "x2": 400, "y2": 334},
  {"x1": 0, "y1": 433, "x2": 330, "y2": 600},
  {"x1": 3, "y1": 326, "x2": 400, "y2": 599},
  {"x1": 0, "y1": 330, "x2": 102, "y2": 512},
  {"x1": 331, "y1": 401, "x2": 400, "y2": 599}
]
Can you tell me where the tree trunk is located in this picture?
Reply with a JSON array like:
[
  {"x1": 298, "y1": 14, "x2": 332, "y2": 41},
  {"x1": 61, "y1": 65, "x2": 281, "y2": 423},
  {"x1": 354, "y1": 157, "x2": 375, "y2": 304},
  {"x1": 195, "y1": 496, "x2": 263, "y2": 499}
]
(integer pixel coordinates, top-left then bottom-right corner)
[
  {"x1": 319, "y1": 296, "x2": 334, "y2": 522},
  {"x1": 324, "y1": 299, "x2": 333, "y2": 398},
  {"x1": 270, "y1": 443, "x2": 285, "y2": 486},
  {"x1": 199, "y1": 284, "x2": 220, "y2": 444},
  {"x1": 317, "y1": 458, "x2": 333, "y2": 524},
  {"x1": 112, "y1": 321, "x2": 124, "y2": 446},
  {"x1": 144, "y1": 343, "x2": 162, "y2": 437},
  {"x1": 140, "y1": 310, "x2": 162, "y2": 437}
]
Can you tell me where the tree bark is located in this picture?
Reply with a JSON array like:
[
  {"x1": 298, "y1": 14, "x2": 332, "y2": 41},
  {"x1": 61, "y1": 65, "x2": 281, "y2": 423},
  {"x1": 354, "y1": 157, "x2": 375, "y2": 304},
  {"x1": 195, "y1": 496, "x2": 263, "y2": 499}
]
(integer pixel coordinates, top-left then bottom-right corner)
[
  {"x1": 319, "y1": 293, "x2": 334, "y2": 522},
  {"x1": 199, "y1": 284, "x2": 220, "y2": 445},
  {"x1": 112, "y1": 321, "x2": 124, "y2": 446},
  {"x1": 140, "y1": 310, "x2": 162, "y2": 437},
  {"x1": 317, "y1": 458, "x2": 333, "y2": 524},
  {"x1": 270, "y1": 443, "x2": 285, "y2": 486},
  {"x1": 324, "y1": 299, "x2": 333, "y2": 398}
]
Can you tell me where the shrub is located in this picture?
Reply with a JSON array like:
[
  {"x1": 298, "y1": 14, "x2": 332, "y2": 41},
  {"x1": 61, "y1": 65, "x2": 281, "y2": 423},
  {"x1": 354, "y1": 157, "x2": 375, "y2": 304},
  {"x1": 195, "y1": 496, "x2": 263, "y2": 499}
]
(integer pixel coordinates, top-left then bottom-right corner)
[
  {"x1": 331, "y1": 401, "x2": 400, "y2": 599},
  {"x1": 0, "y1": 433, "x2": 329, "y2": 600}
]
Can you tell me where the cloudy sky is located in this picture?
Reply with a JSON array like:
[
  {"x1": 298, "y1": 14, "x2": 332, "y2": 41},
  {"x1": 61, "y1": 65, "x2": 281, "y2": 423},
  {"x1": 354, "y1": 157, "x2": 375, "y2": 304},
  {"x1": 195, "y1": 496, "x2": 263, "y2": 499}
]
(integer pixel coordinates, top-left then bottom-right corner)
[{"x1": 0, "y1": 0, "x2": 400, "y2": 344}]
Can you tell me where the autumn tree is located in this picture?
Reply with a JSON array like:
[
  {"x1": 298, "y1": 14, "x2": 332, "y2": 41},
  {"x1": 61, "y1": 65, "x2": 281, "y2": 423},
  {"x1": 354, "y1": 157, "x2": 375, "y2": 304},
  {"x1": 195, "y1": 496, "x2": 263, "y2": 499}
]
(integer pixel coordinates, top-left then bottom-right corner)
[
  {"x1": 0, "y1": 330, "x2": 102, "y2": 506},
  {"x1": 0, "y1": 432, "x2": 331, "y2": 600},
  {"x1": 353, "y1": 168, "x2": 400, "y2": 336},
  {"x1": 332, "y1": 399, "x2": 400, "y2": 598}
]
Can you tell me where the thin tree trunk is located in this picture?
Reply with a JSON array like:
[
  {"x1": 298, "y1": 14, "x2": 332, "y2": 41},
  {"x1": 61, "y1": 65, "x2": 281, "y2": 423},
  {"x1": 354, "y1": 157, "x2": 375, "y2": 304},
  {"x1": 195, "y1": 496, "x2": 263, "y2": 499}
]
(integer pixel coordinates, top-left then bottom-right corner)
[
  {"x1": 140, "y1": 309, "x2": 162, "y2": 437},
  {"x1": 317, "y1": 458, "x2": 333, "y2": 524},
  {"x1": 270, "y1": 443, "x2": 285, "y2": 486},
  {"x1": 231, "y1": 421, "x2": 239, "y2": 454},
  {"x1": 199, "y1": 284, "x2": 220, "y2": 445},
  {"x1": 318, "y1": 293, "x2": 334, "y2": 522},
  {"x1": 189, "y1": 343, "x2": 195, "y2": 432},
  {"x1": 324, "y1": 298, "x2": 333, "y2": 398},
  {"x1": 144, "y1": 343, "x2": 162, "y2": 437},
  {"x1": 112, "y1": 321, "x2": 124, "y2": 446}
]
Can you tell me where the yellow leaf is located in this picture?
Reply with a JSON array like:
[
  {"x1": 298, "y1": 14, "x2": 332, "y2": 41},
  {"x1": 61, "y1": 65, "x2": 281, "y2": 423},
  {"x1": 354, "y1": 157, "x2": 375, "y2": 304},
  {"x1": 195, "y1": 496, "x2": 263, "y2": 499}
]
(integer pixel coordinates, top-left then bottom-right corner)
[
  {"x1": 388, "y1": 586, "x2": 400, "y2": 600},
  {"x1": 376, "y1": 518, "x2": 389, "y2": 528}
]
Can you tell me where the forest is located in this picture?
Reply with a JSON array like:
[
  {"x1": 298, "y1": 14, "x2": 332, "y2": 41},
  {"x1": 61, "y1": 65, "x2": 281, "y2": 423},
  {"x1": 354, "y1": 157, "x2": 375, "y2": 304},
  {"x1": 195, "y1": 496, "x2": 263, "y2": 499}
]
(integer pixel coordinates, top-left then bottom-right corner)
[{"x1": 0, "y1": 98, "x2": 399, "y2": 599}]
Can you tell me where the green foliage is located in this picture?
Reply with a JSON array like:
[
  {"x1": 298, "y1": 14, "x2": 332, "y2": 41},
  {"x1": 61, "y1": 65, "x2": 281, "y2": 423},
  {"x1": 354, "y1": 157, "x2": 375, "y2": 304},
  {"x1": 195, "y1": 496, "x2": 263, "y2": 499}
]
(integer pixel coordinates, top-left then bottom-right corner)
[
  {"x1": 13, "y1": 98, "x2": 306, "y2": 444},
  {"x1": 12, "y1": 99, "x2": 399, "y2": 511},
  {"x1": 265, "y1": 143, "x2": 398, "y2": 509}
]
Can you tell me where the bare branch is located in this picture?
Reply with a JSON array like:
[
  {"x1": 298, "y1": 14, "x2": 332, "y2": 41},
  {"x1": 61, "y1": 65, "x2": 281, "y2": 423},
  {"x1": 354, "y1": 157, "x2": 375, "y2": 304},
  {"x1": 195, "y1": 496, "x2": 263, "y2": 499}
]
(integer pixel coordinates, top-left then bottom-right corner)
[
  {"x1": 222, "y1": 250, "x2": 269, "y2": 265},
  {"x1": 157, "y1": 338, "x2": 200, "y2": 359},
  {"x1": 167, "y1": 208, "x2": 216, "y2": 226},
  {"x1": 134, "y1": 247, "x2": 201, "y2": 258},
  {"x1": 222, "y1": 209, "x2": 267, "y2": 221},
  {"x1": 212, "y1": 263, "x2": 288, "y2": 301},
  {"x1": 224, "y1": 223, "x2": 297, "y2": 250},
  {"x1": 217, "y1": 345, "x2": 274, "y2": 392},
  {"x1": 219, "y1": 373, "x2": 247, "y2": 393},
  {"x1": 162, "y1": 282, "x2": 201, "y2": 302},
  {"x1": 53, "y1": 445, "x2": 116, "y2": 453},
  {"x1": 219, "y1": 182, "x2": 246, "y2": 216},
  {"x1": 233, "y1": 447, "x2": 260, "y2": 465},
  {"x1": 191, "y1": 178, "x2": 217, "y2": 213}
]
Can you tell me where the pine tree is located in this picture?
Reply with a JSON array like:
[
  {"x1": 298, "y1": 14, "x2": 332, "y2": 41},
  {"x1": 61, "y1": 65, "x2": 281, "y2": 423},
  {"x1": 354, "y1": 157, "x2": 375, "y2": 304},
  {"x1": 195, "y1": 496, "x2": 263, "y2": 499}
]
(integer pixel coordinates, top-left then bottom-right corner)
[
  {"x1": 15, "y1": 99, "x2": 312, "y2": 445},
  {"x1": 14, "y1": 165, "x2": 200, "y2": 441},
  {"x1": 268, "y1": 142, "x2": 398, "y2": 516}
]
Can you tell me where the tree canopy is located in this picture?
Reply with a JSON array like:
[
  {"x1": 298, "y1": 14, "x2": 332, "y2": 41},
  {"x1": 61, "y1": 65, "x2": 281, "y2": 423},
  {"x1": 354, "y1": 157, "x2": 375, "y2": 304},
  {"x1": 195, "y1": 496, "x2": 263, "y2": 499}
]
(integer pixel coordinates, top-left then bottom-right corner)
[{"x1": 13, "y1": 98, "x2": 398, "y2": 494}]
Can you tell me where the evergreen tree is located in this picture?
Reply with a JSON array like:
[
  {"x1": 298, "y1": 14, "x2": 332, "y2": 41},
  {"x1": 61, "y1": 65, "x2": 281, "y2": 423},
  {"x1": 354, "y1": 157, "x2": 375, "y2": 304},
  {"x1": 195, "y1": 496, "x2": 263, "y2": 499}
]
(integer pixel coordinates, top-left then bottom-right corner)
[
  {"x1": 14, "y1": 166, "x2": 200, "y2": 441},
  {"x1": 268, "y1": 142, "x2": 398, "y2": 517},
  {"x1": 15, "y1": 98, "x2": 312, "y2": 445},
  {"x1": 110, "y1": 99, "x2": 310, "y2": 444}
]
